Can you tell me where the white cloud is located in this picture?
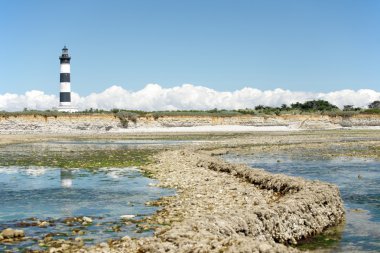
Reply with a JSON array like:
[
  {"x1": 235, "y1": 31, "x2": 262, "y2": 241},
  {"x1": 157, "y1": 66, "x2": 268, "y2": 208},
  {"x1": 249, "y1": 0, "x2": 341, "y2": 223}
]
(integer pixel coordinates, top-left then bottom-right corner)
[
  {"x1": 0, "y1": 84, "x2": 379, "y2": 112},
  {"x1": 0, "y1": 90, "x2": 57, "y2": 112}
]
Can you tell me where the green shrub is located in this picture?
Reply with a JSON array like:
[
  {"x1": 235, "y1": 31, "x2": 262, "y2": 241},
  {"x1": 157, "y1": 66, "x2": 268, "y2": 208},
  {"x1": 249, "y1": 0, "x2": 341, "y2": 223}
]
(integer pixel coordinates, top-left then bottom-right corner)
[
  {"x1": 116, "y1": 111, "x2": 138, "y2": 128},
  {"x1": 368, "y1": 101, "x2": 380, "y2": 109},
  {"x1": 291, "y1": 100, "x2": 338, "y2": 111},
  {"x1": 361, "y1": 108, "x2": 380, "y2": 114}
]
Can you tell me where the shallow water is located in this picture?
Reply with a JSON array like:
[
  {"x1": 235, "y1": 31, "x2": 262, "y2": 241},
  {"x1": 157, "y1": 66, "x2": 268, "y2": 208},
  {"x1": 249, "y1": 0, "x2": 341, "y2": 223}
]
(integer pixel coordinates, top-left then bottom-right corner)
[
  {"x1": 0, "y1": 166, "x2": 174, "y2": 251},
  {"x1": 0, "y1": 140, "x2": 181, "y2": 252},
  {"x1": 224, "y1": 153, "x2": 380, "y2": 252}
]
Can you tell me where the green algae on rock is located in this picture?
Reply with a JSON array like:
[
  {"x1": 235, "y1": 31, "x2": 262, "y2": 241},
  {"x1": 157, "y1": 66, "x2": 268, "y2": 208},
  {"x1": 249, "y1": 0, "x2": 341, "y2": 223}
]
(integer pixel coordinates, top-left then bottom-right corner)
[
  {"x1": 0, "y1": 148, "x2": 156, "y2": 168},
  {"x1": 296, "y1": 223, "x2": 345, "y2": 251}
]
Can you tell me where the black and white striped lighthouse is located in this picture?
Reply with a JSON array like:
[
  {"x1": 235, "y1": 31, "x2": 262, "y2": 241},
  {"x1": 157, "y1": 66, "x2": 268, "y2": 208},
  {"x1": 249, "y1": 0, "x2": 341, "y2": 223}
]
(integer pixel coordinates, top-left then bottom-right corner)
[
  {"x1": 59, "y1": 46, "x2": 71, "y2": 106},
  {"x1": 57, "y1": 46, "x2": 77, "y2": 112}
]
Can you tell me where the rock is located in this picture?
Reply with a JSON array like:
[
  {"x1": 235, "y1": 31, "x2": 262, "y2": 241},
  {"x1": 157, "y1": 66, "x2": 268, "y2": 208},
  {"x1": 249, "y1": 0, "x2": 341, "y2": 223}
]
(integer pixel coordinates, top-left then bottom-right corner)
[
  {"x1": 61, "y1": 243, "x2": 70, "y2": 250},
  {"x1": 2, "y1": 228, "x2": 15, "y2": 238},
  {"x1": 75, "y1": 237, "x2": 84, "y2": 246},
  {"x1": 83, "y1": 216, "x2": 93, "y2": 223},
  {"x1": 49, "y1": 248, "x2": 57, "y2": 253},
  {"x1": 44, "y1": 235, "x2": 53, "y2": 242},
  {"x1": 14, "y1": 229, "x2": 25, "y2": 237},
  {"x1": 1, "y1": 228, "x2": 25, "y2": 239},
  {"x1": 120, "y1": 214, "x2": 135, "y2": 220},
  {"x1": 112, "y1": 225, "x2": 121, "y2": 232},
  {"x1": 259, "y1": 243, "x2": 272, "y2": 253},
  {"x1": 99, "y1": 242, "x2": 109, "y2": 248},
  {"x1": 63, "y1": 217, "x2": 76, "y2": 225},
  {"x1": 121, "y1": 235, "x2": 131, "y2": 241},
  {"x1": 38, "y1": 221, "x2": 50, "y2": 227}
]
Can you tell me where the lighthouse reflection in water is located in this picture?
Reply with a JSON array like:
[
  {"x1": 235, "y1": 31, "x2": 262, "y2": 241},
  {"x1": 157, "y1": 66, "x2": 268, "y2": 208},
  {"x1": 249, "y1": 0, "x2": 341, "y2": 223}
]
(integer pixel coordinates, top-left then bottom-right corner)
[
  {"x1": 0, "y1": 165, "x2": 174, "y2": 221},
  {"x1": 60, "y1": 169, "x2": 73, "y2": 188}
]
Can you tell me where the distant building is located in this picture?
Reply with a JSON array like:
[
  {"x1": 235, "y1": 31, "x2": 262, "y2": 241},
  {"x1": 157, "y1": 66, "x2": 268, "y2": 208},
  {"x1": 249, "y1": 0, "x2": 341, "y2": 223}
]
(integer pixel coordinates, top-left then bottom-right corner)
[{"x1": 56, "y1": 46, "x2": 78, "y2": 112}]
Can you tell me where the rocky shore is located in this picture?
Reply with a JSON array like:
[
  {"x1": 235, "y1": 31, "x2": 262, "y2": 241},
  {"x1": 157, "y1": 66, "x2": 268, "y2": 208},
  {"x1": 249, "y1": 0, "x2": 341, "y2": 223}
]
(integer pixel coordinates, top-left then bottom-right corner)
[
  {"x1": 36, "y1": 148, "x2": 345, "y2": 253},
  {"x1": 2, "y1": 130, "x2": 376, "y2": 252}
]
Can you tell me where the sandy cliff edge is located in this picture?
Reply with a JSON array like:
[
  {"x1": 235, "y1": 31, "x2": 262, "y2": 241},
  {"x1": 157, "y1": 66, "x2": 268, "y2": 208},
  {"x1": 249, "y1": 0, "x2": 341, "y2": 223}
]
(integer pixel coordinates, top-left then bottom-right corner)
[{"x1": 1, "y1": 114, "x2": 380, "y2": 133}]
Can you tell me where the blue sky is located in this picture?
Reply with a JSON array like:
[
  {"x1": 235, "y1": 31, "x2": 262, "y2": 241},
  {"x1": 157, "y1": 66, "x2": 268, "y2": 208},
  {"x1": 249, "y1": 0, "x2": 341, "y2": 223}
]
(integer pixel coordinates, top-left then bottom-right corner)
[{"x1": 0, "y1": 0, "x2": 379, "y2": 95}]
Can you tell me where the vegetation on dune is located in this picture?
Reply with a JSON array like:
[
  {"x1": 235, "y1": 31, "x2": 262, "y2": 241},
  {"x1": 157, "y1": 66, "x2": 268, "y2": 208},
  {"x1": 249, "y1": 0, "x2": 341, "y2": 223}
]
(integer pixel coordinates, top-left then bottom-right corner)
[
  {"x1": 290, "y1": 100, "x2": 338, "y2": 111},
  {"x1": 1, "y1": 100, "x2": 379, "y2": 121},
  {"x1": 116, "y1": 111, "x2": 139, "y2": 128},
  {"x1": 363, "y1": 108, "x2": 380, "y2": 114},
  {"x1": 368, "y1": 100, "x2": 380, "y2": 109}
]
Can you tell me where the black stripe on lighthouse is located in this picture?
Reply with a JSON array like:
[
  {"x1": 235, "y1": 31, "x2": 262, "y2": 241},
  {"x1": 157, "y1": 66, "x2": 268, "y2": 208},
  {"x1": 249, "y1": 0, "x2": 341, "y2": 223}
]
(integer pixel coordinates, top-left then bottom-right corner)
[
  {"x1": 60, "y1": 58, "x2": 70, "y2": 64},
  {"x1": 60, "y1": 92, "x2": 71, "y2": 102},
  {"x1": 60, "y1": 73, "x2": 70, "y2": 82}
]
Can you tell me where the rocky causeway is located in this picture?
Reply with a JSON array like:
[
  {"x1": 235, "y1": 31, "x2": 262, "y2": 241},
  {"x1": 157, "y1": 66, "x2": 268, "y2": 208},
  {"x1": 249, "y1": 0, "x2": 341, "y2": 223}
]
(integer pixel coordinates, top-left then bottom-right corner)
[{"x1": 21, "y1": 147, "x2": 342, "y2": 253}]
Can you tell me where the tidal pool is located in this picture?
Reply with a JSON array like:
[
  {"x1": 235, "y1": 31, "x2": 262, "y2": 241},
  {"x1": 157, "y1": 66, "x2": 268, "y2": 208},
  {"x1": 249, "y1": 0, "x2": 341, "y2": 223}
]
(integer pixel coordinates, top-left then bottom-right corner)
[
  {"x1": 224, "y1": 153, "x2": 380, "y2": 252},
  {"x1": 0, "y1": 166, "x2": 174, "y2": 251},
  {"x1": 0, "y1": 140, "x2": 182, "y2": 252}
]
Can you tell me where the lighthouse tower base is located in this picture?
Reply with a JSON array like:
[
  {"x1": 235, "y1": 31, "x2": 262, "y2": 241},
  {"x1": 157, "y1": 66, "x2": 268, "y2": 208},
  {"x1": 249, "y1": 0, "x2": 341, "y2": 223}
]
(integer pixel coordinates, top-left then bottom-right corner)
[{"x1": 54, "y1": 105, "x2": 79, "y2": 113}]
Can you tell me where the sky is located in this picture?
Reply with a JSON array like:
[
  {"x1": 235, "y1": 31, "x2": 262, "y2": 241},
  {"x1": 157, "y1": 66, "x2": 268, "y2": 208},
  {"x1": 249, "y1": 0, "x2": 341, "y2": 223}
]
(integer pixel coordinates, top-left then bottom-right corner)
[{"x1": 0, "y1": 0, "x2": 379, "y2": 110}]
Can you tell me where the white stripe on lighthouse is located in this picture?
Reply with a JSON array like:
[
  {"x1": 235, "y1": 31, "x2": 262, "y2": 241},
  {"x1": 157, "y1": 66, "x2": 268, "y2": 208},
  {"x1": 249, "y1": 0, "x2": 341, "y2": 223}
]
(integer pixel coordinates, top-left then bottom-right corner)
[
  {"x1": 60, "y1": 63, "x2": 70, "y2": 73},
  {"x1": 60, "y1": 82, "x2": 71, "y2": 92},
  {"x1": 60, "y1": 102, "x2": 71, "y2": 106}
]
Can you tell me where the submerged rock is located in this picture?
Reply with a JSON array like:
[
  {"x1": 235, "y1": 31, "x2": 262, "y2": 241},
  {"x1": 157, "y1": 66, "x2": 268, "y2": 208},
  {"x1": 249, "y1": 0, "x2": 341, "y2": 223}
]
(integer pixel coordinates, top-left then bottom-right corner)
[
  {"x1": 38, "y1": 221, "x2": 50, "y2": 227},
  {"x1": 120, "y1": 214, "x2": 136, "y2": 220},
  {"x1": 1, "y1": 228, "x2": 25, "y2": 239},
  {"x1": 83, "y1": 216, "x2": 93, "y2": 223}
]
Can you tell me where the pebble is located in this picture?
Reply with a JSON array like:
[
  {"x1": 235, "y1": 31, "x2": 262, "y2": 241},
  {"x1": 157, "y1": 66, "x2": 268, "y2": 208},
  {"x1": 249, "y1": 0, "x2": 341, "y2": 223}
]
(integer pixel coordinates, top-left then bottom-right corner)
[
  {"x1": 99, "y1": 242, "x2": 109, "y2": 248},
  {"x1": 121, "y1": 235, "x2": 131, "y2": 241},
  {"x1": 38, "y1": 221, "x2": 50, "y2": 227},
  {"x1": 120, "y1": 214, "x2": 135, "y2": 220},
  {"x1": 75, "y1": 237, "x2": 84, "y2": 246}
]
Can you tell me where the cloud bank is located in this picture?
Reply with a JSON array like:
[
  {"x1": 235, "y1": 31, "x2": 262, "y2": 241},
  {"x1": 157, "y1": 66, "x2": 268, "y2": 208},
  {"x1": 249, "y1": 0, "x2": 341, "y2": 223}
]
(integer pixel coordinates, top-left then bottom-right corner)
[{"x1": 1, "y1": 84, "x2": 379, "y2": 112}]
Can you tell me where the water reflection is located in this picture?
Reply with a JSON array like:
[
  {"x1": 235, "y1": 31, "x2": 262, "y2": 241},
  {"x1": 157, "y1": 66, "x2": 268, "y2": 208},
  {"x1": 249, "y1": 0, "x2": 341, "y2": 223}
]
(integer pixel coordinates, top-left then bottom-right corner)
[
  {"x1": 0, "y1": 166, "x2": 174, "y2": 251},
  {"x1": 60, "y1": 169, "x2": 73, "y2": 188}
]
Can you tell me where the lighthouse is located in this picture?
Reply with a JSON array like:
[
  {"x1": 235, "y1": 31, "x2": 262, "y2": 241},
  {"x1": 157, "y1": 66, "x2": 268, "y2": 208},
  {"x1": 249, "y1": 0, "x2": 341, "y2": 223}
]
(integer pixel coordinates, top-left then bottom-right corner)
[{"x1": 57, "y1": 46, "x2": 78, "y2": 112}]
